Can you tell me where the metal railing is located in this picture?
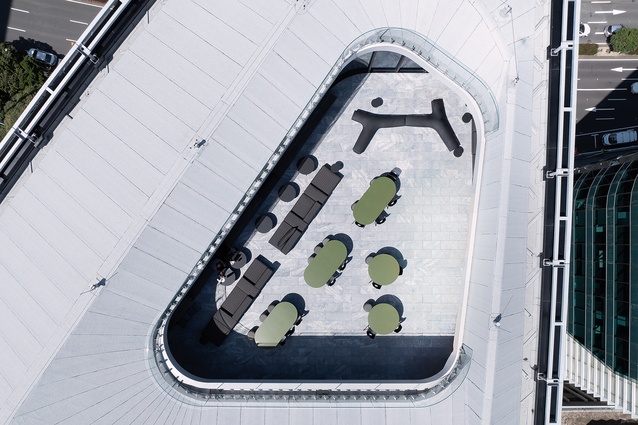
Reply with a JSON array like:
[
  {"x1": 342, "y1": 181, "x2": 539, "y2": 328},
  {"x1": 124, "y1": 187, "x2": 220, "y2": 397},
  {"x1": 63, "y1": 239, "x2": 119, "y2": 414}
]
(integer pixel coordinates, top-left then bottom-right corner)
[
  {"x1": 0, "y1": 0, "x2": 134, "y2": 193},
  {"x1": 541, "y1": 0, "x2": 580, "y2": 423}
]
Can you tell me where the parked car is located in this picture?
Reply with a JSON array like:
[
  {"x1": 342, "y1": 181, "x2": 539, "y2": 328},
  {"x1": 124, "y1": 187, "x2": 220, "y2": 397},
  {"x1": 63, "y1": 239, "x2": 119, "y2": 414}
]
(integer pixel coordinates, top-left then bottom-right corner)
[
  {"x1": 579, "y1": 23, "x2": 590, "y2": 37},
  {"x1": 27, "y1": 48, "x2": 58, "y2": 67},
  {"x1": 602, "y1": 129, "x2": 638, "y2": 146},
  {"x1": 631, "y1": 82, "x2": 638, "y2": 94},
  {"x1": 604, "y1": 24, "x2": 623, "y2": 38}
]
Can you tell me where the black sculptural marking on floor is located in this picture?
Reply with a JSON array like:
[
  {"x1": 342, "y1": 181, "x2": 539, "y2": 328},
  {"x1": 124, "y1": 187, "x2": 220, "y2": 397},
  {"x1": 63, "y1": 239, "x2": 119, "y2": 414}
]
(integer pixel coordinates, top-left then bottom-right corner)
[{"x1": 351, "y1": 98, "x2": 464, "y2": 157}]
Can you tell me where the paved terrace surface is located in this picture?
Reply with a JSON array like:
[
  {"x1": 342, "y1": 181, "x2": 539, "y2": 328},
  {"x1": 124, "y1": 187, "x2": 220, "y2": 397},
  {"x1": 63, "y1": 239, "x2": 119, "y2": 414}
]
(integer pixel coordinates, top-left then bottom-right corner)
[
  {"x1": 168, "y1": 72, "x2": 470, "y2": 381},
  {"x1": 0, "y1": 0, "x2": 550, "y2": 423}
]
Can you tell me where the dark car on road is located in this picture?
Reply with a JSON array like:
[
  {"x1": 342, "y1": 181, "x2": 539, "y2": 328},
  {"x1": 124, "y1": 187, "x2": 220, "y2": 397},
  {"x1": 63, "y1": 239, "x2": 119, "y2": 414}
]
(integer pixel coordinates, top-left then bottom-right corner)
[{"x1": 28, "y1": 48, "x2": 58, "y2": 67}]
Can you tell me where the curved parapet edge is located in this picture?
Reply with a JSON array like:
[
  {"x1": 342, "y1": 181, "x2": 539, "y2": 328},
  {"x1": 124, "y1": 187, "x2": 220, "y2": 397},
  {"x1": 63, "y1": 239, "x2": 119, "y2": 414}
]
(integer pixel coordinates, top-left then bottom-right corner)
[{"x1": 150, "y1": 26, "x2": 498, "y2": 402}]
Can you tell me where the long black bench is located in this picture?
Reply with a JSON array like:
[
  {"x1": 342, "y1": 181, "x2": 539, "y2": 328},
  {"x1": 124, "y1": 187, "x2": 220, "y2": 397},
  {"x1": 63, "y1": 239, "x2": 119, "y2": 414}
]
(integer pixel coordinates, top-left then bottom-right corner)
[
  {"x1": 351, "y1": 98, "x2": 463, "y2": 157},
  {"x1": 269, "y1": 164, "x2": 343, "y2": 254},
  {"x1": 201, "y1": 255, "x2": 274, "y2": 346}
]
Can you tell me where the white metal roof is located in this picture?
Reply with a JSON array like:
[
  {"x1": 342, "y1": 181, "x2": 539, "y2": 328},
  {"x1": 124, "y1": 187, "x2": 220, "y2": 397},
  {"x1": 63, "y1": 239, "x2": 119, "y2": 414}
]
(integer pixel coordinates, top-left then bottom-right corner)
[{"x1": 0, "y1": 0, "x2": 548, "y2": 424}]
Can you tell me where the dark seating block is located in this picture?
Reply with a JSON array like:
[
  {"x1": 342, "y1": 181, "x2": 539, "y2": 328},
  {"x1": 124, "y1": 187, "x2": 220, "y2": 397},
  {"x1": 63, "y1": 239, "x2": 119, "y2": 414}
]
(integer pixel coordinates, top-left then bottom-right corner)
[
  {"x1": 220, "y1": 289, "x2": 253, "y2": 317},
  {"x1": 243, "y1": 256, "x2": 274, "y2": 285},
  {"x1": 305, "y1": 184, "x2": 329, "y2": 204},
  {"x1": 291, "y1": 194, "x2": 322, "y2": 223},
  {"x1": 213, "y1": 310, "x2": 237, "y2": 334},
  {"x1": 236, "y1": 278, "x2": 260, "y2": 298},
  {"x1": 268, "y1": 221, "x2": 303, "y2": 255},
  {"x1": 311, "y1": 165, "x2": 342, "y2": 196}
]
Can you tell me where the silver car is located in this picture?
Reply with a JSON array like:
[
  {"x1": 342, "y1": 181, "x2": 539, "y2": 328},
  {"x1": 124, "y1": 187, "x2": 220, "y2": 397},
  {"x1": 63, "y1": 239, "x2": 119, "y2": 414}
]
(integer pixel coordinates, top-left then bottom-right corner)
[
  {"x1": 28, "y1": 48, "x2": 58, "y2": 67},
  {"x1": 604, "y1": 24, "x2": 623, "y2": 38}
]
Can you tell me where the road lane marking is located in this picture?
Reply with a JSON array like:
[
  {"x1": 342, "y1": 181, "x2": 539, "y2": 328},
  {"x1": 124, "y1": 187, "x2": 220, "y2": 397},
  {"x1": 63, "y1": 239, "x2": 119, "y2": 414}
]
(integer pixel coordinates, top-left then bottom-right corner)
[
  {"x1": 70, "y1": 19, "x2": 89, "y2": 25},
  {"x1": 10, "y1": 7, "x2": 29, "y2": 13},
  {"x1": 580, "y1": 58, "x2": 638, "y2": 61},
  {"x1": 585, "y1": 107, "x2": 615, "y2": 112},
  {"x1": 595, "y1": 9, "x2": 626, "y2": 15},
  {"x1": 577, "y1": 88, "x2": 627, "y2": 91},
  {"x1": 608, "y1": 98, "x2": 627, "y2": 101},
  {"x1": 591, "y1": 1, "x2": 611, "y2": 3},
  {"x1": 65, "y1": 0, "x2": 103, "y2": 7},
  {"x1": 596, "y1": 118, "x2": 615, "y2": 120},
  {"x1": 595, "y1": 32, "x2": 605, "y2": 35},
  {"x1": 612, "y1": 67, "x2": 638, "y2": 72},
  {"x1": 7, "y1": 26, "x2": 26, "y2": 32}
]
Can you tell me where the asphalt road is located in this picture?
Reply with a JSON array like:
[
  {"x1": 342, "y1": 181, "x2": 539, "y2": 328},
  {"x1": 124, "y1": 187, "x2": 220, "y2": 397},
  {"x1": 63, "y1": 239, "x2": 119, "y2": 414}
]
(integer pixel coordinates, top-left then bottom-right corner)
[
  {"x1": 3, "y1": 0, "x2": 103, "y2": 57},
  {"x1": 577, "y1": 2, "x2": 638, "y2": 153}
]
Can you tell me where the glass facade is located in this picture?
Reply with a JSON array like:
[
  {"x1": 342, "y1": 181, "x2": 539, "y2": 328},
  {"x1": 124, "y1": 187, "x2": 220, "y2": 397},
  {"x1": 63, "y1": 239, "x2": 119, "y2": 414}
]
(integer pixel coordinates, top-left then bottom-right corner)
[{"x1": 569, "y1": 162, "x2": 638, "y2": 379}]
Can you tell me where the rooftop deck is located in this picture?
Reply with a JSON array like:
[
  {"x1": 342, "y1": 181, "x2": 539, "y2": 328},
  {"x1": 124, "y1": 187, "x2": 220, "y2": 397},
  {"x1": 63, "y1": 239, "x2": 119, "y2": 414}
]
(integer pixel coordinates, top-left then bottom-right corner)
[{"x1": 167, "y1": 71, "x2": 476, "y2": 383}]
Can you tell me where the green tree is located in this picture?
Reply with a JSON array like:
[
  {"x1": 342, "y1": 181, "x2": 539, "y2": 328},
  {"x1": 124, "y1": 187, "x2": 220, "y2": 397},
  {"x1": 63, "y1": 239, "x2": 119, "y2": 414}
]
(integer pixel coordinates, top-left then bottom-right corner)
[
  {"x1": 0, "y1": 42, "x2": 46, "y2": 138},
  {"x1": 610, "y1": 28, "x2": 638, "y2": 53}
]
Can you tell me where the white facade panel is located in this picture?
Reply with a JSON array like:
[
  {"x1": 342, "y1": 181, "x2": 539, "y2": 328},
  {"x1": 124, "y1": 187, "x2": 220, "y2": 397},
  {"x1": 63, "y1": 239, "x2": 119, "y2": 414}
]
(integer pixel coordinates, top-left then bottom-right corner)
[
  {"x1": 0, "y1": 213, "x2": 85, "y2": 298},
  {"x1": 53, "y1": 132, "x2": 148, "y2": 214},
  {"x1": 113, "y1": 54, "x2": 211, "y2": 131},
  {"x1": 133, "y1": 227, "x2": 200, "y2": 274},
  {"x1": 258, "y1": 53, "x2": 317, "y2": 110},
  {"x1": 211, "y1": 119, "x2": 272, "y2": 170},
  {"x1": 226, "y1": 96, "x2": 287, "y2": 150},
  {"x1": 68, "y1": 111, "x2": 164, "y2": 197},
  {"x1": 97, "y1": 73, "x2": 194, "y2": 151},
  {"x1": 146, "y1": 11, "x2": 241, "y2": 88},
  {"x1": 148, "y1": 204, "x2": 213, "y2": 253},
  {"x1": 162, "y1": 0, "x2": 256, "y2": 65},
  {"x1": 82, "y1": 92, "x2": 179, "y2": 174},
  {"x1": 129, "y1": 32, "x2": 226, "y2": 110},
  {"x1": 180, "y1": 162, "x2": 244, "y2": 211},
  {"x1": 274, "y1": 30, "x2": 331, "y2": 84},
  {"x1": 164, "y1": 183, "x2": 229, "y2": 232},
  {"x1": 8, "y1": 192, "x2": 104, "y2": 276},
  {"x1": 118, "y1": 247, "x2": 189, "y2": 291},
  {"x1": 244, "y1": 74, "x2": 302, "y2": 128},
  {"x1": 37, "y1": 151, "x2": 133, "y2": 236},
  {"x1": 196, "y1": 143, "x2": 259, "y2": 190},
  {"x1": 23, "y1": 172, "x2": 118, "y2": 259}
]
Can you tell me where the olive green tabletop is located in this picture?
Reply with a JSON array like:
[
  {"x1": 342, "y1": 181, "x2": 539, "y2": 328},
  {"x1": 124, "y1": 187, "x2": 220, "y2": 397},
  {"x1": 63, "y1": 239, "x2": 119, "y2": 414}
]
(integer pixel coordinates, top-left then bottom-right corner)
[
  {"x1": 303, "y1": 240, "x2": 348, "y2": 288},
  {"x1": 352, "y1": 176, "x2": 397, "y2": 225},
  {"x1": 367, "y1": 303, "x2": 400, "y2": 335},
  {"x1": 367, "y1": 253, "x2": 400, "y2": 286},
  {"x1": 254, "y1": 302, "x2": 298, "y2": 347}
]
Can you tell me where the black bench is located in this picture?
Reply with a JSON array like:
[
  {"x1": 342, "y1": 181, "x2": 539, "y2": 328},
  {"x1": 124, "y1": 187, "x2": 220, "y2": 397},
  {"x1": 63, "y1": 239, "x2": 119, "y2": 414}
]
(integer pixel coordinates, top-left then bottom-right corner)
[
  {"x1": 269, "y1": 164, "x2": 343, "y2": 254},
  {"x1": 201, "y1": 255, "x2": 274, "y2": 346}
]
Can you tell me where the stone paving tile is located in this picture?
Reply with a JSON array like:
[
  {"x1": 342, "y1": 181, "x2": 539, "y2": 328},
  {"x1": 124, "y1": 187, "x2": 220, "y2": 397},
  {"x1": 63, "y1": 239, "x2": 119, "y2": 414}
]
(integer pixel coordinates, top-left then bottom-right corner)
[{"x1": 169, "y1": 72, "x2": 474, "y2": 381}]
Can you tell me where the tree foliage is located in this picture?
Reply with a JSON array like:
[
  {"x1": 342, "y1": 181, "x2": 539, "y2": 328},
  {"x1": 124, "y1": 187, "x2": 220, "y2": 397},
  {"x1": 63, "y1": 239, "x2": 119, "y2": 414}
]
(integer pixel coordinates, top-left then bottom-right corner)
[
  {"x1": 0, "y1": 42, "x2": 46, "y2": 138},
  {"x1": 610, "y1": 28, "x2": 638, "y2": 53}
]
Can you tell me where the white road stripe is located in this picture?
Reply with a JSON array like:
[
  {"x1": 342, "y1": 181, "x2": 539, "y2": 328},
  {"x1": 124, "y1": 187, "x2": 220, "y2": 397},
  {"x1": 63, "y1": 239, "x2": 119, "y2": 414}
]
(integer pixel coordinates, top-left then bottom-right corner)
[
  {"x1": 594, "y1": 32, "x2": 605, "y2": 35},
  {"x1": 596, "y1": 117, "x2": 615, "y2": 120},
  {"x1": 608, "y1": 98, "x2": 627, "y2": 101},
  {"x1": 65, "y1": 0, "x2": 103, "y2": 7},
  {"x1": 10, "y1": 7, "x2": 29, "y2": 13},
  {"x1": 577, "y1": 88, "x2": 627, "y2": 91},
  {"x1": 591, "y1": 1, "x2": 611, "y2": 3},
  {"x1": 7, "y1": 26, "x2": 26, "y2": 32},
  {"x1": 70, "y1": 19, "x2": 89, "y2": 25},
  {"x1": 580, "y1": 58, "x2": 638, "y2": 61},
  {"x1": 588, "y1": 21, "x2": 607, "y2": 24}
]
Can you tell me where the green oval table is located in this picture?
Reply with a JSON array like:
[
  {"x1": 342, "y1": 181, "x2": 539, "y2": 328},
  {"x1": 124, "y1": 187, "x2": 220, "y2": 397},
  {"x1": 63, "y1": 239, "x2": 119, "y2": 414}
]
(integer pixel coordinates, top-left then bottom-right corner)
[
  {"x1": 303, "y1": 240, "x2": 348, "y2": 288},
  {"x1": 367, "y1": 253, "x2": 400, "y2": 286},
  {"x1": 367, "y1": 303, "x2": 400, "y2": 335},
  {"x1": 254, "y1": 302, "x2": 298, "y2": 347},
  {"x1": 352, "y1": 176, "x2": 397, "y2": 226}
]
